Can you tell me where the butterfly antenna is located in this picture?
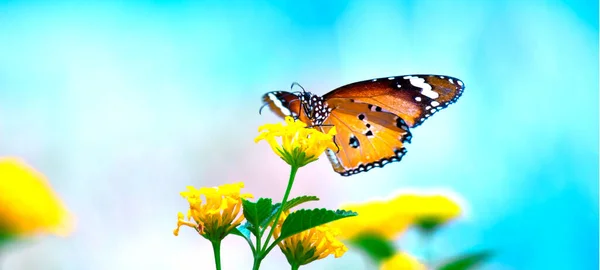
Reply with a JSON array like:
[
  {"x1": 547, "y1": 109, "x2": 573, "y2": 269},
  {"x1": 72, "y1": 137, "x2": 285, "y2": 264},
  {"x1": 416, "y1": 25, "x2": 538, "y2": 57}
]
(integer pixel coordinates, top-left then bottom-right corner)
[
  {"x1": 258, "y1": 102, "x2": 270, "y2": 115},
  {"x1": 290, "y1": 82, "x2": 306, "y2": 93}
]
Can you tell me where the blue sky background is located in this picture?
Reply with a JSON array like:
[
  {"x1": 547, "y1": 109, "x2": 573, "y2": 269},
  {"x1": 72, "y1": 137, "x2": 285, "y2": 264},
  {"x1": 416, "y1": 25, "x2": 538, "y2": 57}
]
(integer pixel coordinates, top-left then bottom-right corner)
[{"x1": 0, "y1": 1, "x2": 597, "y2": 269}]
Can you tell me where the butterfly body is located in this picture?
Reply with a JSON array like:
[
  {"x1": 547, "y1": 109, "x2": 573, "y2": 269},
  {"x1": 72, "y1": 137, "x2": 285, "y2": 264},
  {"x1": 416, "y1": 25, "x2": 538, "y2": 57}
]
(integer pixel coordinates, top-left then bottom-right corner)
[{"x1": 262, "y1": 74, "x2": 464, "y2": 176}]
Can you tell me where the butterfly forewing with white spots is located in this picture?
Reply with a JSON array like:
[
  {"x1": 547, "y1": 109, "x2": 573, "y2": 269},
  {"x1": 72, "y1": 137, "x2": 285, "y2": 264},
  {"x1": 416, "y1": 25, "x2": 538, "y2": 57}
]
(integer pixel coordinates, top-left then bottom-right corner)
[{"x1": 324, "y1": 74, "x2": 465, "y2": 127}]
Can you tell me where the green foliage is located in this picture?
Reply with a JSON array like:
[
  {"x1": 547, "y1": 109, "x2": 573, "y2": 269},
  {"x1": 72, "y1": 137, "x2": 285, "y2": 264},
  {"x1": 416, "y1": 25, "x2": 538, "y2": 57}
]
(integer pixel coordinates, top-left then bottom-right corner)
[
  {"x1": 416, "y1": 216, "x2": 444, "y2": 234},
  {"x1": 351, "y1": 233, "x2": 395, "y2": 263},
  {"x1": 438, "y1": 250, "x2": 494, "y2": 270},
  {"x1": 242, "y1": 198, "x2": 274, "y2": 235},
  {"x1": 263, "y1": 195, "x2": 320, "y2": 227},
  {"x1": 280, "y1": 195, "x2": 320, "y2": 212},
  {"x1": 278, "y1": 208, "x2": 357, "y2": 241},
  {"x1": 235, "y1": 184, "x2": 354, "y2": 270},
  {"x1": 0, "y1": 229, "x2": 13, "y2": 249}
]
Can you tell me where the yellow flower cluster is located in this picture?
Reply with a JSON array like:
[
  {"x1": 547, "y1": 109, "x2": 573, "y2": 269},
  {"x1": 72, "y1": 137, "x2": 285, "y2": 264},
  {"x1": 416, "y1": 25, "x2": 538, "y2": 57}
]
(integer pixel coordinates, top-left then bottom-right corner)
[
  {"x1": 273, "y1": 211, "x2": 348, "y2": 266},
  {"x1": 0, "y1": 157, "x2": 73, "y2": 237},
  {"x1": 174, "y1": 182, "x2": 253, "y2": 240},
  {"x1": 330, "y1": 191, "x2": 462, "y2": 269},
  {"x1": 332, "y1": 192, "x2": 462, "y2": 240},
  {"x1": 332, "y1": 199, "x2": 412, "y2": 240},
  {"x1": 255, "y1": 116, "x2": 337, "y2": 168},
  {"x1": 380, "y1": 252, "x2": 426, "y2": 270},
  {"x1": 393, "y1": 193, "x2": 462, "y2": 232}
]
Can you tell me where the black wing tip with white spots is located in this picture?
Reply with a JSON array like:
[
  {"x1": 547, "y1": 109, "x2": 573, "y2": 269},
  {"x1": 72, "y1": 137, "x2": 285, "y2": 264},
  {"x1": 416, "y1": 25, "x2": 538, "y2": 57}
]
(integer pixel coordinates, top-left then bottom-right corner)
[
  {"x1": 261, "y1": 91, "x2": 300, "y2": 118},
  {"x1": 409, "y1": 75, "x2": 465, "y2": 128},
  {"x1": 437, "y1": 74, "x2": 465, "y2": 105},
  {"x1": 338, "y1": 148, "x2": 408, "y2": 177},
  {"x1": 345, "y1": 74, "x2": 464, "y2": 86}
]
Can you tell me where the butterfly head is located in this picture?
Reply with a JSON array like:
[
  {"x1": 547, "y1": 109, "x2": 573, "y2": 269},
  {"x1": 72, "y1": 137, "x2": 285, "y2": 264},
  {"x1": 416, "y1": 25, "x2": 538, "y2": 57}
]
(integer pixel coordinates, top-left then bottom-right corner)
[{"x1": 298, "y1": 91, "x2": 332, "y2": 126}]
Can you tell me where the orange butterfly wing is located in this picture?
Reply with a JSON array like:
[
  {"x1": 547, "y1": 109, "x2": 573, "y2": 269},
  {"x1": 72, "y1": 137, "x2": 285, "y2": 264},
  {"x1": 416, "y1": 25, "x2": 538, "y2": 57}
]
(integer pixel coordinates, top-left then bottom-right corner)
[{"x1": 317, "y1": 100, "x2": 411, "y2": 176}]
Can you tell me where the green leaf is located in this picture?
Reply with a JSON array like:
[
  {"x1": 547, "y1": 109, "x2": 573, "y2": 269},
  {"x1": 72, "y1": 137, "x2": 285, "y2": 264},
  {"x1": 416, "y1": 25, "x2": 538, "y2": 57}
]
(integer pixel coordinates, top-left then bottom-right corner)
[
  {"x1": 282, "y1": 195, "x2": 320, "y2": 212},
  {"x1": 261, "y1": 204, "x2": 281, "y2": 227},
  {"x1": 278, "y1": 208, "x2": 357, "y2": 240},
  {"x1": 263, "y1": 196, "x2": 320, "y2": 227},
  {"x1": 242, "y1": 198, "x2": 273, "y2": 235},
  {"x1": 438, "y1": 250, "x2": 494, "y2": 270},
  {"x1": 350, "y1": 233, "x2": 395, "y2": 263},
  {"x1": 416, "y1": 216, "x2": 445, "y2": 234},
  {"x1": 0, "y1": 230, "x2": 14, "y2": 249}
]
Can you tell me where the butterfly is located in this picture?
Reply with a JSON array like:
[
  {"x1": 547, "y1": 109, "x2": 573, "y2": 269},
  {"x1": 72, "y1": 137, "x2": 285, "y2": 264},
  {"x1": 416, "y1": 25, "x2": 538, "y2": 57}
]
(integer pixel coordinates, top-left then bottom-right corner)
[{"x1": 260, "y1": 75, "x2": 464, "y2": 176}]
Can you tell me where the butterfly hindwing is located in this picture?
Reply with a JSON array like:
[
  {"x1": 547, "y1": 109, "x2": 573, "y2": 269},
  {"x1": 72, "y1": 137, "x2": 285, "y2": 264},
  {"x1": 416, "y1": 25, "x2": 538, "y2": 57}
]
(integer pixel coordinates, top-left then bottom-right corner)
[
  {"x1": 323, "y1": 74, "x2": 464, "y2": 128},
  {"x1": 318, "y1": 100, "x2": 412, "y2": 176}
]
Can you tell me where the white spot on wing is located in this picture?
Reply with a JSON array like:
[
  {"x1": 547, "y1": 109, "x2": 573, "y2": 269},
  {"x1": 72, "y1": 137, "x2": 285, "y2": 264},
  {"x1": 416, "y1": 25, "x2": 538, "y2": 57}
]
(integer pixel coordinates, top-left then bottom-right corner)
[
  {"x1": 404, "y1": 76, "x2": 439, "y2": 99},
  {"x1": 415, "y1": 96, "x2": 422, "y2": 102},
  {"x1": 268, "y1": 93, "x2": 291, "y2": 116},
  {"x1": 388, "y1": 77, "x2": 395, "y2": 80},
  {"x1": 431, "y1": 101, "x2": 440, "y2": 107}
]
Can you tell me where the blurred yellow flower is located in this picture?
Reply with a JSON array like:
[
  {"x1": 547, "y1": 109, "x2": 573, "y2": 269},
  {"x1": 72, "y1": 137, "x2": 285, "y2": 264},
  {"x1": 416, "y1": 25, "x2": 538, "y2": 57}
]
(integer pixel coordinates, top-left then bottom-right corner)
[
  {"x1": 380, "y1": 252, "x2": 426, "y2": 270},
  {"x1": 273, "y1": 211, "x2": 348, "y2": 267},
  {"x1": 391, "y1": 194, "x2": 462, "y2": 232},
  {"x1": 0, "y1": 157, "x2": 73, "y2": 237},
  {"x1": 332, "y1": 192, "x2": 463, "y2": 240},
  {"x1": 331, "y1": 199, "x2": 412, "y2": 240},
  {"x1": 255, "y1": 116, "x2": 337, "y2": 168},
  {"x1": 174, "y1": 182, "x2": 253, "y2": 240}
]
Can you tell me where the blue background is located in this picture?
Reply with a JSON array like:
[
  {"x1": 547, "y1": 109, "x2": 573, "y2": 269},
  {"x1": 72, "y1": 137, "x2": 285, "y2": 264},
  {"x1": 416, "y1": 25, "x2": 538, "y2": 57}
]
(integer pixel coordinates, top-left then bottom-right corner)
[{"x1": 0, "y1": 1, "x2": 597, "y2": 269}]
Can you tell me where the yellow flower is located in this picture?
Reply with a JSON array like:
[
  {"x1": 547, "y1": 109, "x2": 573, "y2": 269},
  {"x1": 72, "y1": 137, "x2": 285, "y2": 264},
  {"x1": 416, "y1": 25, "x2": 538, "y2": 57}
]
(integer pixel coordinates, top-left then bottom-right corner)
[
  {"x1": 255, "y1": 116, "x2": 337, "y2": 168},
  {"x1": 332, "y1": 191, "x2": 463, "y2": 240},
  {"x1": 173, "y1": 182, "x2": 253, "y2": 241},
  {"x1": 380, "y1": 252, "x2": 426, "y2": 270},
  {"x1": 273, "y1": 211, "x2": 348, "y2": 267},
  {"x1": 0, "y1": 157, "x2": 73, "y2": 237},
  {"x1": 331, "y1": 199, "x2": 412, "y2": 241},
  {"x1": 390, "y1": 193, "x2": 462, "y2": 233}
]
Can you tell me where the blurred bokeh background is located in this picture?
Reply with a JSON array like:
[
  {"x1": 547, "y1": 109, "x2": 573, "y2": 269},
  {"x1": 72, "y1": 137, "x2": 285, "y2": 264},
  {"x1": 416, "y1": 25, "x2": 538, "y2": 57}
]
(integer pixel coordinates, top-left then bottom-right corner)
[{"x1": 0, "y1": 0, "x2": 597, "y2": 269}]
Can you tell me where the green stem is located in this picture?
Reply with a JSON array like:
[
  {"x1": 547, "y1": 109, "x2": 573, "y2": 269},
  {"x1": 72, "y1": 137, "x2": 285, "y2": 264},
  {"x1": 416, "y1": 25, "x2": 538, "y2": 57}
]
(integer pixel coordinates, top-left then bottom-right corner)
[
  {"x1": 261, "y1": 165, "x2": 299, "y2": 253},
  {"x1": 252, "y1": 232, "x2": 263, "y2": 270},
  {"x1": 255, "y1": 231, "x2": 262, "y2": 257},
  {"x1": 211, "y1": 240, "x2": 222, "y2": 270},
  {"x1": 263, "y1": 239, "x2": 280, "y2": 257},
  {"x1": 242, "y1": 233, "x2": 256, "y2": 254},
  {"x1": 252, "y1": 254, "x2": 263, "y2": 270},
  {"x1": 291, "y1": 262, "x2": 300, "y2": 270}
]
